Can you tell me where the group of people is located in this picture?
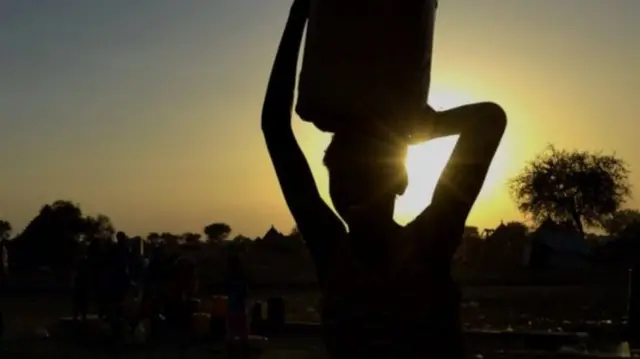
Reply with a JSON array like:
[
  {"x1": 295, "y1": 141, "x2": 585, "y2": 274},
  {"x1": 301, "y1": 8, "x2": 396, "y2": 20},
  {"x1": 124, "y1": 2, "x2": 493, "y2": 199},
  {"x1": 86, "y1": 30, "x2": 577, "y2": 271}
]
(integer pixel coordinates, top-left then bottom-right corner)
[
  {"x1": 71, "y1": 238, "x2": 251, "y2": 349},
  {"x1": 262, "y1": 0, "x2": 507, "y2": 358},
  {"x1": 72, "y1": 237, "x2": 141, "y2": 324},
  {"x1": 72, "y1": 238, "x2": 200, "y2": 344}
]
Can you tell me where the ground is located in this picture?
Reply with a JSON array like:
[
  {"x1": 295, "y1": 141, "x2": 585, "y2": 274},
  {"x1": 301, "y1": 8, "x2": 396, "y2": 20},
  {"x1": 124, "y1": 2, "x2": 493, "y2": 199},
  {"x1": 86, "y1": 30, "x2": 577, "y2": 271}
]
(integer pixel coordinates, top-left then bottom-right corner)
[{"x1": 0, "y1": 284, "x2": 630, "y2": 357}]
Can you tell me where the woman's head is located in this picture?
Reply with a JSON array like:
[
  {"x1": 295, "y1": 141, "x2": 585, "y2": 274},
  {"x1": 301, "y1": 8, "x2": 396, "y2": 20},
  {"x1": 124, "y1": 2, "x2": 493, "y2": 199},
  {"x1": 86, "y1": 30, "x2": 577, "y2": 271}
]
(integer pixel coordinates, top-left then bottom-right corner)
[{"x1": 324, "y1": 131, "x2": 408, "y2": 230}]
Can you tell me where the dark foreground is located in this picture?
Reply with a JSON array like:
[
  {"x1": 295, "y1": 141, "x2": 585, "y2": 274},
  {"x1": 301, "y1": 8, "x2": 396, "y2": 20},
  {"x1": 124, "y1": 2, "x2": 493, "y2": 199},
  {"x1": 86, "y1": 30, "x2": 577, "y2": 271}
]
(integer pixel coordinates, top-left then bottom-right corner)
[{"x1": 0, "y1": 285, "x2": 631, "y2": 358}]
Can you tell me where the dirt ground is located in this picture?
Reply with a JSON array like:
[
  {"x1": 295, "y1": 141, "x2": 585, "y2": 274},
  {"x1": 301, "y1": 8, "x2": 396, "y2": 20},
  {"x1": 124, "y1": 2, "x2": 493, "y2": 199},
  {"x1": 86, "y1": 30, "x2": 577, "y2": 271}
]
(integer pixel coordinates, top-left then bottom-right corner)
[{"x1": 0, "y1": 285, "x2": 630, "y2": 358}]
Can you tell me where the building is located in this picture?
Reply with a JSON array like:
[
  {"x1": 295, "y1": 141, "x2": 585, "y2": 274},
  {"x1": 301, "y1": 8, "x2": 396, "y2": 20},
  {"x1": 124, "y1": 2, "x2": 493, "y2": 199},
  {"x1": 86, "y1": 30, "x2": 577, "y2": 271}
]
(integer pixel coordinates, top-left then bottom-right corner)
[
  {"x1": 525, "y1": 219, "x2": 590, "y2": 270},
  {"x1": 262, "y1": 226, "x2": 284, "y2": 242}
]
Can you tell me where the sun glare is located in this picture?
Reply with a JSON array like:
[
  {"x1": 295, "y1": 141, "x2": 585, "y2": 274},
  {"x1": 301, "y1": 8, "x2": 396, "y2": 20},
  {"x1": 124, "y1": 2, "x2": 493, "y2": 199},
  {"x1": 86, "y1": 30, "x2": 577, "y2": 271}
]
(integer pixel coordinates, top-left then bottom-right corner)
[
  {"x1": 394, "y1": 87, "x2": 475, "y2": 224},
  {"x1": 394, "y1": 136, "x2": 458, "y2": 222},
  {"x1": 307, "y1": 86, "x2": 506, "y2": 225}
]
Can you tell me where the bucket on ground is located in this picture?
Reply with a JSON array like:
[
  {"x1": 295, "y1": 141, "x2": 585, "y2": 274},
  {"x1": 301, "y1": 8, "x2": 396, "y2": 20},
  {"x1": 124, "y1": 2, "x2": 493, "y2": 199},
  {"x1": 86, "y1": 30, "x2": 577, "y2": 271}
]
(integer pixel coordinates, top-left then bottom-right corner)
[{"x1": 210, "y1": 295, "x2": 229, "y2": 340}]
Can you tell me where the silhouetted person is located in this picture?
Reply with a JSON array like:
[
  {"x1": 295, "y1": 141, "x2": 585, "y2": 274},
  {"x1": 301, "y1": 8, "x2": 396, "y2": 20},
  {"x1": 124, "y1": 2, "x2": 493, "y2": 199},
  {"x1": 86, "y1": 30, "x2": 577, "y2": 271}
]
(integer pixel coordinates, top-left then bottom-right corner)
[
  {"x1": 166, "y1": 256, "x2": 198, "y2": 350},
  {"x1": 107, "y1": 246, "x2": 132, "y2": 312},
  {"x1": 107, "y1": 259, "x2": 132, "y2": 347},
  {"x1": 627, "y1": 262, "x2": 640, "y2": 343},
  {"x1": 0, "y1": 241, "x2": 5, "y2": 340},
  {"x1": 87, "y1": 239, "x2": 110, "y2": 319},
  {"x1": 142, "y1": 246, "x2": 172, "y2": 341},
  {"x1": 0, "y1": 240, "x2": 8, "y2": 288},
  {"x1": 143, "y1": 246, "x2": 166, "y2": 303},
  {"x1": 261, "y1": 1, "x2": 506, "y2": 358},
  {"x1": 128, "y1": 243, "x2": 145, "y2": 289},
  {"x1": 225, "y1": 249, "x2": 249, "y2": 358},
  {"x1": 72, "y1": 256, "x2": 91, "y2": 322}
]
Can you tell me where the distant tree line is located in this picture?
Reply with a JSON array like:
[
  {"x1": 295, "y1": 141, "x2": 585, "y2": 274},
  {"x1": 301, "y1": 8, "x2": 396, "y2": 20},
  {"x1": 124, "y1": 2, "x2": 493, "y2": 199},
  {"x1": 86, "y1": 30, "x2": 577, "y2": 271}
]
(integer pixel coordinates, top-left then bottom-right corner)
[{"x1": 0, "y1": 144, "x2": 638, "y2": 286}]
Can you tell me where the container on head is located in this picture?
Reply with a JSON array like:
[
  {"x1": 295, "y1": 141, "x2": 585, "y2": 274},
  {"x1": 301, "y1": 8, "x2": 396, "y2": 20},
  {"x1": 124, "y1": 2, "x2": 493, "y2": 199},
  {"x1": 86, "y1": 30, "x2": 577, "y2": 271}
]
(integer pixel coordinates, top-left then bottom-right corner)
[{"x1": 296, "y1": 0, "x2": 438, "y2": 138}]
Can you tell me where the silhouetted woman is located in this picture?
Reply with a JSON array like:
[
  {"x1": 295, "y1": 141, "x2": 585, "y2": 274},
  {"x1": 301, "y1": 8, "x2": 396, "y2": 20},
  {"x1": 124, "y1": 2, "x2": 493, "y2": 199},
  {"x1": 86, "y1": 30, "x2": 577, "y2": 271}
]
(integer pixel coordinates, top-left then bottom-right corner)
[
  {"x1": 262, "y1": 1, "x2": 506, "y2": 357},
  {"x1": 225, "y1": 248, "x2": 249, "y2": 358},
  {"x1": 72, "y1": 255, "x2": 91, "y2": 323},
  {"x1": 166, "y1": 256, "x2": 198, "y2": 349}
]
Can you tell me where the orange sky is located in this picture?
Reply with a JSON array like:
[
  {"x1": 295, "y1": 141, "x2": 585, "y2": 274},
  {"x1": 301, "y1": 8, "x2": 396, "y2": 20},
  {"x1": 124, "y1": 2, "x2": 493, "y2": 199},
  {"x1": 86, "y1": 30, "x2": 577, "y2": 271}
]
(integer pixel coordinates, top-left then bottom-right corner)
[{"x1": 1, "y1": 0, "x2": 639, "y2": 238}]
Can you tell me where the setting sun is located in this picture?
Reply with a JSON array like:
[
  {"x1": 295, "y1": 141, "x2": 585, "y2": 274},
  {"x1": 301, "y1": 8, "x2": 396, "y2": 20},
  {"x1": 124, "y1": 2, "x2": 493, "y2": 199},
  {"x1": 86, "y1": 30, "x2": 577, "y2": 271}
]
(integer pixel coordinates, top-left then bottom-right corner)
[
  {"x1": 395, "y1": 87, "x2": 474, "y2": 224},
  {"x1": 394, "y1": 87, "x2": 511, "y2": 224},
  {"x1": 395, "y1": 136, "x2": 458, "y2": 223}
]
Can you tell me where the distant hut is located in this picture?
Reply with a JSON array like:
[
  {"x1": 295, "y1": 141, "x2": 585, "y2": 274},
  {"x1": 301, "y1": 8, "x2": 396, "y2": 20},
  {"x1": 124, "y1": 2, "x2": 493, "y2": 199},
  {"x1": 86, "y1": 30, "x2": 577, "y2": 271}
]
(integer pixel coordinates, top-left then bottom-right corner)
[
  {"x1": 525, "y1": 219, "x2": 589, "y2": 270},
  {"x1": 262, "y1": 226, "x2": 284, "y2": 243}
]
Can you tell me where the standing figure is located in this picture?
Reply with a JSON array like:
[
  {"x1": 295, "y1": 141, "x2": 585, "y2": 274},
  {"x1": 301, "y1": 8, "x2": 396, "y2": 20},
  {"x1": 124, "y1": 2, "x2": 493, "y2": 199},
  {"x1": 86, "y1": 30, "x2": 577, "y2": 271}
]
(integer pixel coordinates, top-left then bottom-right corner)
[
  {"x1": 261, "y1": 1, "x2": 506, "y2": 357},
  {"x1": 72, "y1": 256, "x2": 91, "y2": 323},
  {"x1": 0, "y1": 240, "x2": 6, "y2": 339},
  {"x1": 225, "y1": 248, "x2": 249, "y2": 358},
  {"x1": 0, "y1": 240, "x2": 8, "y2": 288},
  {"x1": 166, "y1": 256, "x2": 198, "y2": 349}
]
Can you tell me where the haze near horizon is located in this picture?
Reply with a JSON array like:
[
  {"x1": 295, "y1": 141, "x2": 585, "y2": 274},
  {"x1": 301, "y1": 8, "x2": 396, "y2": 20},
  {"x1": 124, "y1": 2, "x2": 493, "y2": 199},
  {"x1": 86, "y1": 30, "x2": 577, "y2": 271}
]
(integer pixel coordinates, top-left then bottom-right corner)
[{"x1": 1, "y1": 0, "x2": 639, "y2": 238}]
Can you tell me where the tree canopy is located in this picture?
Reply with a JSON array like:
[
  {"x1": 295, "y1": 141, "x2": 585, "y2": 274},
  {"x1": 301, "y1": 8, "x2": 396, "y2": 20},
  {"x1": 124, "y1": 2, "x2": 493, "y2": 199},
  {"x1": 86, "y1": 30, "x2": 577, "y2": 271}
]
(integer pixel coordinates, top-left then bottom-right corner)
[
  {"x1": 204, "y1": 222, "x2": 232, "y2": 243},
  {"x1": 509, "y1": 145, "x2": 631, "y2": 234},
  {"x1": 84, "y1": 214, "x2": 115, "y2": 242},
  {"x1": 601, "y1": 209, "x2": 640, "y2": 236},
  {"x1": 0, "y1": 220, "x2": 11, "y2": 241}
]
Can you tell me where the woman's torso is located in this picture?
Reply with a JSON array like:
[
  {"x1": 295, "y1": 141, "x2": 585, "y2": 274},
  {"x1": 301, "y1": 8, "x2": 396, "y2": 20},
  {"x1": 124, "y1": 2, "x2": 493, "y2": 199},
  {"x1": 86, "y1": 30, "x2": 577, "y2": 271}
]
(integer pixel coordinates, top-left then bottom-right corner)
[{"x1": 320, "y1": 225, "x2": 462, "y2": 357}]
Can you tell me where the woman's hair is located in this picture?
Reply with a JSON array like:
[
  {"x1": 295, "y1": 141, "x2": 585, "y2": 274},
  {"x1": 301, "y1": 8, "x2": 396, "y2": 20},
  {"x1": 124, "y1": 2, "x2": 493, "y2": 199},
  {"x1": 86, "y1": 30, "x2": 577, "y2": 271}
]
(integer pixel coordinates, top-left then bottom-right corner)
[{"x1": 323, "y1": 131, "x2": 409, "y2": 196}]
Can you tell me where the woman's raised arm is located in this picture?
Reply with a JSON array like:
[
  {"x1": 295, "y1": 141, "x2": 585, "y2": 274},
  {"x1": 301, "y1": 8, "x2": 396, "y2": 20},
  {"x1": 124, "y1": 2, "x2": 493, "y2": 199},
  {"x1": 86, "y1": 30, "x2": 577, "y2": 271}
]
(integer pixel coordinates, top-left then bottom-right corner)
[
  {"x1": 409, "y1": 102, "x2": 507, "y2": 259},
  {"x1": 261, "y1": 0, "x2": 345, "y2": 278}
]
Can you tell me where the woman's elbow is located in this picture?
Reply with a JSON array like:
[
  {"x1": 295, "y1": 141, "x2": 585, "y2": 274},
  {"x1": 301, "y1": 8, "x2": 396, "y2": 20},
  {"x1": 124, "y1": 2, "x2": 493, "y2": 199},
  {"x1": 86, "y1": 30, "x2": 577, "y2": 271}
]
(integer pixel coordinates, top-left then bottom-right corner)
[
  {"x1": 475, "y1": 102, "x2": 507, "y2": 134},
  {"x1": 455, "y1": 101, "x2": 507, "y2": 142}
]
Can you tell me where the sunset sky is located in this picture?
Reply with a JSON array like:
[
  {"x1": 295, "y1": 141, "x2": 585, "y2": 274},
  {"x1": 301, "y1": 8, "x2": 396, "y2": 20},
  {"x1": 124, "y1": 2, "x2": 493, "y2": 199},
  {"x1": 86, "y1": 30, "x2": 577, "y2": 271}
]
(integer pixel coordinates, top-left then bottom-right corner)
[{"x1": 1, "y1": 0, "x2": 639, "y2": 238}]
